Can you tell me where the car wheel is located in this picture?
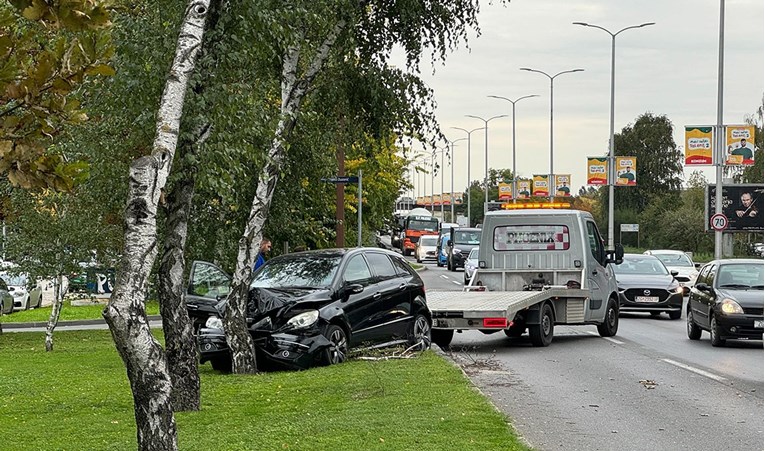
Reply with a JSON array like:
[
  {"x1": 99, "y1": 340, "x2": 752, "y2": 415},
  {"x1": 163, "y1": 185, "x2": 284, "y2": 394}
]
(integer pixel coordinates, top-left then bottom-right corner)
[
  {"x1": 431, "y1": 329, "x2": 454, "y2": 349},
  {"x1": 597, "y1": 297, "x2": 619, "y2": 337},
  {"x1": 668, "y1": 310, "x2": 681, "y2": 320},
  {"x1": 686, "y1": 307, "x2": 702, "y2": 340},
  {"x1": 210, "y1": 357, "x2": 232, "y2": 373},
  {"x1": 408, "y1": 314, "x2": 431, "y2": 351},
  {"x1": 710, "y1": 315, "x2": 725, "y2": 347},
  {"x1": 529, "y1": 303, "x2": 554, "y2": 347},
  {"x1": 322, "y1": 324, "x2": 348, "y2": 365}
]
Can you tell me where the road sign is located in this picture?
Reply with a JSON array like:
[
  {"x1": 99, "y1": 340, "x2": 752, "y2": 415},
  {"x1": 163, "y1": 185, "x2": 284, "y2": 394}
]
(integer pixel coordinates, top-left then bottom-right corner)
[
  {"x1": 321, "y1": 176, "x2": 359, "y2": 183},
  {"x1": 709, "y1": 213, "x2": 728, "y2": 231},
  {"x1": 620, "y1": 223, "x2": 639, "y2": 232}
]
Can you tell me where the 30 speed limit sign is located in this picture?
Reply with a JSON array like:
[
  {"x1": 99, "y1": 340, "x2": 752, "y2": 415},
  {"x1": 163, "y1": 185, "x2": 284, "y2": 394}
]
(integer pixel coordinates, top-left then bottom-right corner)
[{"x1": 710, "y1": 213, "x2": 728, "y2": 231}]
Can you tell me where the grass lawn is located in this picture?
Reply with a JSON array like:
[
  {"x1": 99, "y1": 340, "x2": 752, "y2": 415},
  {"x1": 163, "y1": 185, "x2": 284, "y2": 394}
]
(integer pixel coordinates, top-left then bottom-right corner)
[
  {"x1": 0, "y1": 330, "x2": 530, "y2": 450},
  {"x1": 0, "y1": 300, "x2": 160, "y2": 323}
]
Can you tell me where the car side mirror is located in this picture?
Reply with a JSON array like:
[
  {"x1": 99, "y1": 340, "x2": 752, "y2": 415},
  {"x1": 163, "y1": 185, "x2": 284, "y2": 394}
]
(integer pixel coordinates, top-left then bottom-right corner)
[
  {"x1": 344, "y1": 283, "x2": 364, "y2": 295},
  {"x1": 696, "y1": 282, "x2": 712, "y2": 292},
  {"x1": 670, "y1": 270, "x2": 679, "y2": 277},
  {"x1": 694, "y1": 262, "x2": 701, "y2": 269},
  {"x1": 606, "y1": 243, "x2": 625, "y2": 265},
  {"x1": 447, "y1": 240, "x2": 453, "y2": 247}
]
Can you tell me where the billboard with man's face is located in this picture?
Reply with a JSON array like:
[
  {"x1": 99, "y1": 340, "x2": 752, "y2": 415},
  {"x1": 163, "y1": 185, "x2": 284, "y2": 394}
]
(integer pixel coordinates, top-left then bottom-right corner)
[{"x1": 706, "y1": 184, "x2": 764, "y2": 232}]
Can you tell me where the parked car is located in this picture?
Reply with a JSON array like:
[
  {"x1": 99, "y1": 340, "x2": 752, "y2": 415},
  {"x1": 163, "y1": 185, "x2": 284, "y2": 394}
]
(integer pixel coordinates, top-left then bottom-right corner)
[
  {"x1": 0, "y1": 278, "x2": 13, "y2": 315},
  {"x1": 415, "y1": 235, "x2": 439, "y2": 263},
  {"x1": 610, "y1": 254, "x2": 684, "y2": 319},
  {"x1": 446, "y1": 227, "x2": 481, "y2": 271},
  {"x1": 463, "y1": 247, "x2": 479, "y2": 285},
  {"x1": 194, "y1": 248, "x2": 432, "y2": 371},
  {"x1": 0, "y1": 272, "x2": 43, "y2": 311},
  {"x1": 687, "y1": 259, "x2": 764, "y2": 346},
  {"x1": 643, "y1": 249, "x2": 699, "y2": 294}
]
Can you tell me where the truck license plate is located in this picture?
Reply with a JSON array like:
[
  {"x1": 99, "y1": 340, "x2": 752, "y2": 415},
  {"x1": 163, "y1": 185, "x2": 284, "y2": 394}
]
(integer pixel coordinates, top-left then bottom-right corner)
[
  {"x1": 635, "y1": 296, "x2": 659, "y2": 303},
  {"x1": 755, "y1": 320, "x2": 763, "y2": 329}
]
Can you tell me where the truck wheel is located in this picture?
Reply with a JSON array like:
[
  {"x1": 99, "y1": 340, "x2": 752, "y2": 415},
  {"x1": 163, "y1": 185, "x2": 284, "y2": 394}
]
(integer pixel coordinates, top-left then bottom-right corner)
[
  {"x1": 597, "y1": 297, "x2": 619, "y2": 337},
  {"x1": 529, "y1": 304, "x2": 554, "y2": 347},
  {"x1": 431, "y1": 329, "x2": 454, "y2": 349}
]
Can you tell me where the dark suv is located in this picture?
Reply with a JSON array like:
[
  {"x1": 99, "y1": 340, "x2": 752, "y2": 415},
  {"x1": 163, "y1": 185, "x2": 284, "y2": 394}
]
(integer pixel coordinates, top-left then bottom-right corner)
[{"x1": 446, "y1": 227, "x2": 481, "y2": 271}]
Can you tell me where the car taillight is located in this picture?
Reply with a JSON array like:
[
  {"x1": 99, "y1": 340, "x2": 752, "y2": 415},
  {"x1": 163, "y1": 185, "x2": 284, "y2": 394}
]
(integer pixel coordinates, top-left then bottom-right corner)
[{"x1": 482, "y1": 318, "x2": 507, "y2": 328}]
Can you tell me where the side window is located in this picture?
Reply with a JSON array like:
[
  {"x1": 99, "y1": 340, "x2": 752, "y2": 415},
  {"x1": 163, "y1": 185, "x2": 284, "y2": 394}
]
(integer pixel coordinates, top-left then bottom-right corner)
[
  {"x1": 391, "y1": 256, "x2": 415, "y2": 277},
  {"x1": 0, "y1": 278, "x2": 7, "y2": 291},
  {"x1": 585, "y1": 221, "x2": 601, "y2": 262},
  {"x1": 697, "y1": 264, "x2": 711, "y2": 285},
  {"x1": 343, "y1": 255, "x2": 374, "y2": 285},
  {"x1": 707, "y1": 264, "x2": 718, "y2": 286},
  {"x1": 189, "y1": 262, "x2": 231, "y2": 299},
  {"x1": 364, "y1": 253, "x2": 397, "y2": 280}
]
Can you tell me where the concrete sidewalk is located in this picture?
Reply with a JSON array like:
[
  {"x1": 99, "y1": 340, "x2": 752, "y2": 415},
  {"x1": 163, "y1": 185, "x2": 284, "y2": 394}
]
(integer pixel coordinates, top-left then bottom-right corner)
[{"x1": 2, "y1": 315, "x2": 163, "y2": 331}]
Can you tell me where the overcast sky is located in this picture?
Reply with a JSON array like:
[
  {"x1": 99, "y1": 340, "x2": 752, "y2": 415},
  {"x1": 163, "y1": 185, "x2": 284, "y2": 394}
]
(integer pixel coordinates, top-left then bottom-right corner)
[{"x1": 400, "y1": 0, "x2": 764, "y2": 199}]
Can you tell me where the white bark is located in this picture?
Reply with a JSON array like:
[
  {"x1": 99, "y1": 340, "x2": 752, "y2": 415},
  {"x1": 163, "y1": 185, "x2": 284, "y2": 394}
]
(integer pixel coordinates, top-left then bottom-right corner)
[
  {"x1": 102, "y1": 2, "x2": 211, "y2": 450},
  {"x1": 224, "y1": 18, "x2": 347, "y2": 374},
  {"x1": 44, "y1": 273, "x2": 65, "y2": 352}
]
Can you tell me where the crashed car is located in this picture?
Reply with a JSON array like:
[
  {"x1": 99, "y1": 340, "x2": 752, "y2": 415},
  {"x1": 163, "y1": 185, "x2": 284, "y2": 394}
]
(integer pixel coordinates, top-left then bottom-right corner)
[{"x1": 193, "y1": 248, "x2": 432, "y2": 372}]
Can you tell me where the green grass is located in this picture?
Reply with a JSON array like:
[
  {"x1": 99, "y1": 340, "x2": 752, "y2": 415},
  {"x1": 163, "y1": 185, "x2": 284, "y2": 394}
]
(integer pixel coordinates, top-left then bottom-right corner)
[
  {"x1": 0, "y1": 300, "x2": 160, "y2": 323},
  {"x1": 0, "y1": 330, "x2": 529, "y2": 451}
]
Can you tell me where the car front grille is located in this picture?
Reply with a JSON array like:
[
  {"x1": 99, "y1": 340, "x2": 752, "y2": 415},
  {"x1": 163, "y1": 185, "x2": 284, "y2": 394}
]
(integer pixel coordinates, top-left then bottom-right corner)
[
  {"x1": 623, "y1": 288, "x2": 670, "y2": 302},
  {"x1": 744, "y1": 307, "x2": 763, "y2": 316},
  {"x1": 674, "y1": 276, "x2": 690, "y2": 282}
]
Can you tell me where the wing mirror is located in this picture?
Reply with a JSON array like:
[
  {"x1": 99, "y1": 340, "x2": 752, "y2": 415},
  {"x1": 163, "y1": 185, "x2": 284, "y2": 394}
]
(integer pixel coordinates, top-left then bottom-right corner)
[
  {"x1": 344, "y1": 283, "x2": 364, "y2": 295},
  {"x1": 670, "y1": 270, "x2": 679, "y2": 277},
  {"x1": 447, "y1": 240, "x2": 453, "y2": 247},
  {"x1": 695, "y1": 282, "x2": 712, "y2": 292},
  {"x1": 606, "y1": 243, "x2": 625, "y2": 265}
]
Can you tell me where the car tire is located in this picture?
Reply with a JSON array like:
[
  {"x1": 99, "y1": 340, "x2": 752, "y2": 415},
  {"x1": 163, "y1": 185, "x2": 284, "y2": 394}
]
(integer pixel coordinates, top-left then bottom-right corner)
[
  {"x1": 529, "y1": 303, "x2": 554, "y2": 347},
  {"x1": 431, "y1": 329, "x2": 454, "y2": 349},
  {"x1": 210, "y1": 357, "x2": 232, "y2": 373},
  {"x1": 668, "y1": 310, "x2": 681, "y2": 320},
  {"x1": 322, "y1": 324, "x2": 349, "y2": 365},
  {"x1": 597, "y1": 297, "x2": 619, "y2": 337},
  {"x1": 709, "y1": 315, "x2": 725, "y2": 347},
  {"x1": 686, "y1": 307, "x2": 702, "y2": 340},
  {"x1": 408, "y1": 314, "x2": 431, "y2": 351}
]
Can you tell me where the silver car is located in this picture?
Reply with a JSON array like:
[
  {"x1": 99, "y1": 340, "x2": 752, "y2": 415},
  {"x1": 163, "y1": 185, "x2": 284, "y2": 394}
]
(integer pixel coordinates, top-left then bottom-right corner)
[
  {"x1": 643, "y1": 250, "x2": 699, "y2": 295},
  {"x1": 0, "y1": 278, "x2": 13, "y2": 315},
  {"x1": 463, "y1": 247, "x2": 479, "y2": 285},
  {"x1": 2, "y1": 273, "x2": 43, "y2": 311}
]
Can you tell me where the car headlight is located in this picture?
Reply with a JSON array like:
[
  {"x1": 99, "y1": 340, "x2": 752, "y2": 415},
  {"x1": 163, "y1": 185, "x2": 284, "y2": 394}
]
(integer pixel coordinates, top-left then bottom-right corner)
[
  {"x1": 668, "y1": 282, "x2": 682, "y2": 294},
  {"x1": 720, "y1": 298, "x2": 744, "y2": 315},
  {"x1": 452, "y1": 248, "x2": 461, "y2": 255},
  {"x1": 12, "y1": 290, "x2": 26, "y2": 298},
  {"x1": 205, "y1": 315, "x2": 223, "y2": 329},
  {"x1": 285, "y1": 310, "x2": 319, "y2": 330}
]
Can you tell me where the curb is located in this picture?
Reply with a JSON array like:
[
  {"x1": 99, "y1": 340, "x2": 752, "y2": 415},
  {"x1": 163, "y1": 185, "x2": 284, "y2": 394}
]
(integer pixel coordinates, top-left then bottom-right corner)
[{"x1": 2, "y1": 315, "x2": 163, "y2": 329}]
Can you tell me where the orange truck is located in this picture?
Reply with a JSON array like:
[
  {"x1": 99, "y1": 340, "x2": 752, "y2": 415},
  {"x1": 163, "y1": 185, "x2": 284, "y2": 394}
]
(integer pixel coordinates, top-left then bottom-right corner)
[{"x1": 400, "y1": 213, "x2": 440, "y2": 256}]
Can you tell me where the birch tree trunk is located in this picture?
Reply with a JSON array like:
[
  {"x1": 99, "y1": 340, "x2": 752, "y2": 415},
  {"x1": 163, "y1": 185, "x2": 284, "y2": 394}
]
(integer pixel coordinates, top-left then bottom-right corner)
[
  {"x1": 45, "y1": 273, "x2": 65, "y2": 352},
  {"x1": 223, "y1": 20, "x2": 346, "y2": 374},
  {"x1": 102, "y1": 2, "x2": 210, "y2": 449}
]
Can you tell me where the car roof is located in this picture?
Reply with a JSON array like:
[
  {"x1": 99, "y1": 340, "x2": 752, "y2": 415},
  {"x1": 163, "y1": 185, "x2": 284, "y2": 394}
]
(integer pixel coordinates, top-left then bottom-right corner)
[
  {"x1": 704, "y1": 259, "x2": 764, "y2": 265},
  {"x1": 484, "y1": 209, "x2": 589, "y2": 217},
  {"x1": 623, "y1": 253, "x2": 659, "y2": 260},
  {"x1": 645, "y1": 249, "x2": 686, "y2": 254}
]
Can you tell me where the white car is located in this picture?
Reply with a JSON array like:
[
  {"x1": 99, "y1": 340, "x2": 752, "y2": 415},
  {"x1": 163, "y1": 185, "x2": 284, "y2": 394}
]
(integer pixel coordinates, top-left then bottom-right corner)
[
  {"x1": 1, "y1": 272, "x2": 43, "y2": 311},
  {"x1": 463, "y1": 247, "x2": 479, "y2": 285},
  {"x1": 643, "y1": 250, "x2": 699, "y2": 295},
  {"x1": 415, "y1": 235, "x2": 439, "y2": 263}
]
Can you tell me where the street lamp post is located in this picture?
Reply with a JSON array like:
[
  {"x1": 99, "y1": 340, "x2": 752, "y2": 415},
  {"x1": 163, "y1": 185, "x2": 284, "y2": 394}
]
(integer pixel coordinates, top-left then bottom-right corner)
[
  {"x1": 520, "y1": 67, "x2": 583, "y2": 205},
  {"x1": 451, "y1": 127, "x2": 485, "y2": 226},
  {"x1": 573, "y1": 21, "x2": 655, "y2": 251},
  {"x1": 488, "y1": 94, "x2": 539, "y2": 203},
  {"x1": 465, "y1": 114, "x2": 508, "y2": 217},
  {"x1": 447, "y1": 138, "x2": 468, "y2": 221}
]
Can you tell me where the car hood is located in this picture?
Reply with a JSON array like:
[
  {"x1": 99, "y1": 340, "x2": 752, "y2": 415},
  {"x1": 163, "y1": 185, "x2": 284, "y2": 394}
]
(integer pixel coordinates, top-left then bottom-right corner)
[
  {"x1": 246, "y1": 287, "x2": 334, "y2": 321},
  {"x1": 615, "y1": 274, "x2": 675, "y2": 289},
  {"x1": 716, "y1": 288, "x2": 765, "y2": 308},
  {"x1": 663, "y1": 265, "x2": 697, "y2": 277}
]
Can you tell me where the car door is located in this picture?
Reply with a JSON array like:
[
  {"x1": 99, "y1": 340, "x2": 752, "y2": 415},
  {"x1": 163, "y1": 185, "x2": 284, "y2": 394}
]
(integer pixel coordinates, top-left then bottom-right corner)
[
  {"x1": 585, "y1": 220, "x2": 610, "y2": 314},
  {"x1": 696, "y1": 263, "x2": 718, "y2": 328},
  {"x1": 186, "y1": 261, "x2": 231, "y2": 329},
  {"x1": 339, "y1": 253, "x2": 379, "y2": 347},
  {"x1": 0, "y1": 278, "x2": 11, "y2": 315},
  {"x1": 689, "y1": 264, "x2": 712, "y2": 327},
  {"x1": 364, "y1": 251, "x2": 411, "y2": 342}
]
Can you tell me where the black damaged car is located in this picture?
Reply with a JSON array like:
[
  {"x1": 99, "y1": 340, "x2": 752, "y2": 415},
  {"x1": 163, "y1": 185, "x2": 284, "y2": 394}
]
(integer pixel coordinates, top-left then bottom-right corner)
[{"x1": 194, "y1": 248, "x2": 432, "y2": 372}]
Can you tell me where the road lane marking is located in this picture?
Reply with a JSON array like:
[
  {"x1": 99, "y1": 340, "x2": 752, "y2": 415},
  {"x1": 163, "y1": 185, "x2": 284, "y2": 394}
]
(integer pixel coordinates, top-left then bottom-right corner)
[
  {"x1": 440, "y1": 275, "x2": 449, "y2": 279},
  {"x1": 452, "y1": 281, "x2": 462, "y2": 285},
  {"x1": 585, "y1": 330, "x2": 624, "y2": 344},
  {"x1": 661, "y1": 358, "x2": 727, "y2": 382}
]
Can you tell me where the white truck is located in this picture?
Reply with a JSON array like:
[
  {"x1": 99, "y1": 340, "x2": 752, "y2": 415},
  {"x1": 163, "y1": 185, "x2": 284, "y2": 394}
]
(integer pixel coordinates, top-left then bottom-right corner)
[{"x1": 429, "y1": 209, "x2": 624, "y2": 348}]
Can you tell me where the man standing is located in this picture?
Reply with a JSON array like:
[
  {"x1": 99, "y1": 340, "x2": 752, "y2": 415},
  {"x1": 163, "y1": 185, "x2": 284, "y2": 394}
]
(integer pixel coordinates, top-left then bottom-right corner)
[
  {"x1": 728, "y1": 138, "x2": 754, "y2": 164},
  {"x1": 253, "y1": 238, "x2": 272, "y2": 271}
]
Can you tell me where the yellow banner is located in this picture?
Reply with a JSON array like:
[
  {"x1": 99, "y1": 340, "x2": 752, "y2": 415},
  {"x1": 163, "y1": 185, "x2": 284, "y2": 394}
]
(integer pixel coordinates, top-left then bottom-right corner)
[
  {"x1": 498, "y1": 182, "x2": 513, "y2": 200},
  {"x1": 516, "y1": 179, "x2": 531, "y2": 199},
  {"x1": 587, "y1": 157, "x2": 608, "y2": 185},
  {"x1": 554, "y1": 174, "x2": 571, "y2": 197},
  {"x1": 615, "y1": 156, "x2": 637, "y2": 186},
  {"x1": 685, "y1": 126, "x2": 714, "y2": 165},
  {"x1": 432, "y1": 194, "x2": 442, "y2": 205},
  {"x1": 725, "y1": 125, "x2": 756, "y2": 166},
  {"x1": 532, "y1": 175, "x2": 549, "y2": 197}
]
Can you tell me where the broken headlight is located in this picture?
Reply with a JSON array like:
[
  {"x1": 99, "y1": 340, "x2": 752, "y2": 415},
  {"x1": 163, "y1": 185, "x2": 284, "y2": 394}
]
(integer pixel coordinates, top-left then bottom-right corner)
[{"x1": 285, "y1": 310, "x2": 319, "y2": 330}]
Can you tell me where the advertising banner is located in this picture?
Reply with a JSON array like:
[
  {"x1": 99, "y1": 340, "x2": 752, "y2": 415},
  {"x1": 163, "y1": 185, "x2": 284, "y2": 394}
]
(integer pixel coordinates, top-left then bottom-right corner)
[
  {"x1": 416, "y1": 196, "x2": 424, "y2": 206},
  {"x1": 706, "y1": 184, "x2": 764, "y2": 232},
  {"x1": 615, "y1": 156, "x2": 637, "y2": 186},
  {"x1": 532, "y1": 175, "x2": 549, "y2": 197},
  {"x1": 685, "y1": 126, "x2": 714, "y2": 165},
  {"x1": 432, "y1": 194, "x2": 442, "y2": 206},
  {"x1": 516, "y1": 179, "x2": 531, "y2": 199},
  {"x1": 725, "y1": 125, "x2": 756, "y2": 166},
  {"x1": 498, "y1": 182, "x2": 513, "y2": 200},
  {"x1": 554, "y1": 174, "x2": 571, "y2": 197},
  {"x1": 587, "y1": 157, "x2": 608, "y2": 185},
  {"x1": 452, "y1": 192, "x2": 463, "y2": 204}
]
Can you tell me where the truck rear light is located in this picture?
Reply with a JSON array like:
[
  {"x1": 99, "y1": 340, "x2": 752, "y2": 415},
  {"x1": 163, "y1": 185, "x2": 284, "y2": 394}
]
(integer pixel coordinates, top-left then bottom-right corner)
[{"x1": 483, "y1": 318, "x2": 508, "y2": 328}]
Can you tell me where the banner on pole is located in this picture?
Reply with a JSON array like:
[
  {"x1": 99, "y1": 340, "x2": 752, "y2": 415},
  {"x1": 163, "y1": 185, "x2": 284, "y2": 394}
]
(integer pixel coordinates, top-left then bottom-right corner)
[
  {"x1": 684, "y1": 126, "x2": 714, "y2": 165},
  {"x1": 554, "y1": 174, "x2": 571, "y2": 197},
  {"x1": 725, "y1": 125, "x2": 756, "y2": 166},
  {"x1": 532, "y1": 175, "x2": 549, "y2": 197},
  {"x1": 498, "y1": 182, "x2": 513, "y2": 200},
  {"x1": 587, "y1": 157, "x2": 608, "y2": 185},
  {"x1": 615, "y1": 156, "x2": 637, "y2": 186},
  {"x1": 516, "y1": 179, "x2": 531, "y2": 199}
]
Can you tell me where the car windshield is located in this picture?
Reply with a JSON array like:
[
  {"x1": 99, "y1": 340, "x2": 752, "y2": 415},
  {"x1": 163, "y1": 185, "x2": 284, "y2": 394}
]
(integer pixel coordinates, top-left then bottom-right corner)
[
  {"x1": 408, "y1": 219, "x2": 439, "y2": 231},
  {"x1": 468, "y1": 248, "x2": 479, "y2": 259},
  {"x1": 252, "y1": 255, "x2": 342, "y2": 288},
  {"x1": 420, "y1": 236, "x2": 438, "y2": 246},
  {"x1": 1, "y1": 274, "x2": 27, "y2": 286},
  {"x1": 653, "y1": 253, "x2": 693, "y2": 267},
  {"x1": 612, "y1": 257, "x2": 669, "y2": 275},
  {"x1": 716, "y1": 263, "x2": 765, "y2": 290},
  {"x1": 454, "y1": 231, "x2": 480, "y2": 245}
]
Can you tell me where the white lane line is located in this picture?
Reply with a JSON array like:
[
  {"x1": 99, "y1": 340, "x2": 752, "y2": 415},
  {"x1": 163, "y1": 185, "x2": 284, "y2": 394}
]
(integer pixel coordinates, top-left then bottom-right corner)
[
  {"x1": 440, "y1": 275, "x2": 449, "y2": 279},
  {"x1": 452, "y1": 281, "x2": 462, "y2": 285},
  {"x1": 661, "y1": 358, "x2": 727, "y2": 382},
  {"x1": 585, "y1": 330, "x2": 624, "y2": 344}
]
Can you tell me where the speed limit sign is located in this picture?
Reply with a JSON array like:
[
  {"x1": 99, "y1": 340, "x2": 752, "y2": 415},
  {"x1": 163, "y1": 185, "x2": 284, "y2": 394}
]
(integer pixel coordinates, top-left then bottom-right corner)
[{"x1": 710, "y1": 213, "x2": 728, "y2": 231}]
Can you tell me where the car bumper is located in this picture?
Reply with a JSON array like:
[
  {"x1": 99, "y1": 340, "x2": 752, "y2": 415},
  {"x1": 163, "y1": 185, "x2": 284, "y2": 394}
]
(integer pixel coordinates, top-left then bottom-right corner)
[
  {"x1": 618, "y1": 292, "x2": 684, "y2": 312},
  {"x1": 12, "y1": 296, "x2": 27, "y2": 311},
  {"x1": 451, "y1": 255, "x2": 466, "y2": 268},
  {"x1": 714, "y1": 314, "x2": 764, "y2": 340},
  {"x1": 198, "y1": 328, "x2": 333, "y2": 371}
]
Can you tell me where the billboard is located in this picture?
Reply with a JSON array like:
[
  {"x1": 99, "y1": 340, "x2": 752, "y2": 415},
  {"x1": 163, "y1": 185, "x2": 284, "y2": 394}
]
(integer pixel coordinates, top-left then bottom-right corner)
[
  {"x1": 516, "y1": 179, "x2": 531, "y2": 199},
  {"x1": 554, "y1": 174, "x2": 571, "y2": 197},
  {"x1": 615, "y1": 156, "x2": 637, "y2": 186},
  {"x1": 725, "y1": 125, "x2": 756, "y2": 166},
  {"x1": 706, "y1": 184, "x2": 764, "y2": 232},
  {"x1": 587, "y1": 157, "x2": 608, "y2": 185},
  {"x1": 498, "y1": 182, "x2": 513, "y2": 200},
  {"x1": 685, "y1": 126, "x2": 714, "y2": 165},
  {"x1": 532, "y1": 175, "x2": 549, "y2": 197}
]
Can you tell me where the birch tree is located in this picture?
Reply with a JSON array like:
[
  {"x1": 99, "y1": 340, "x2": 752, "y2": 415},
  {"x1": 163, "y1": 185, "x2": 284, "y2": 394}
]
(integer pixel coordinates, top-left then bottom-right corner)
[{"x1": 102, "y1": 1, "x2": 211, "y2": 449}]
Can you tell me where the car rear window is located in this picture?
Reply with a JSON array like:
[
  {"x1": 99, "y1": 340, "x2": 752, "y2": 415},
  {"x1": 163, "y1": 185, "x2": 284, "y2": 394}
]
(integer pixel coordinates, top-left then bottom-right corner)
[{"x1": 493, "y1": 225, "x2": 570, "y2": 251}]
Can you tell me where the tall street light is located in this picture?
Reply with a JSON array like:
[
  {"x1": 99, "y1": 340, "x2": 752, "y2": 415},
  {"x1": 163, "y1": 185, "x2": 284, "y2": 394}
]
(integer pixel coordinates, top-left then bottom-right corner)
[
  {"x1": 520, "y1": 67, "x2": 584, "y2": 204},
  {"x1": 465, "y1": 114, "x2": 508, "y2": 217},
  {"x1": 488, "y1": 94, "x2": 539, "y2": 203},
  {"x1": 573, "y1": 21, "x2": 655, "y2": 251},
  {"x1": 447, "y1": 137, "x2": 468, "y2": 221},
  {"x1": 451, "y1": 126, "x2": 485, "y2": 226}
]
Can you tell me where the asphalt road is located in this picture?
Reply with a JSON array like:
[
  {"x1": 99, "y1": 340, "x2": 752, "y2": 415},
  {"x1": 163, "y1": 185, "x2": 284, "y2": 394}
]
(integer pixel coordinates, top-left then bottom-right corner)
[{"x1": 408, "y1": 249, "x2": 764, "y2": 451}]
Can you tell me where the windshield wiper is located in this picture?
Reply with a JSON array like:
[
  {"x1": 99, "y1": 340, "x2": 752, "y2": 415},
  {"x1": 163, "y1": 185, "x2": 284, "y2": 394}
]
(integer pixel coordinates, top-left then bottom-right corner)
[
  {"x1": 750, "y1": 285, "x2": 764, "y2": 290},
  {"x1": 718, "y1": 283, "x2": 751, "y2": 289}
]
